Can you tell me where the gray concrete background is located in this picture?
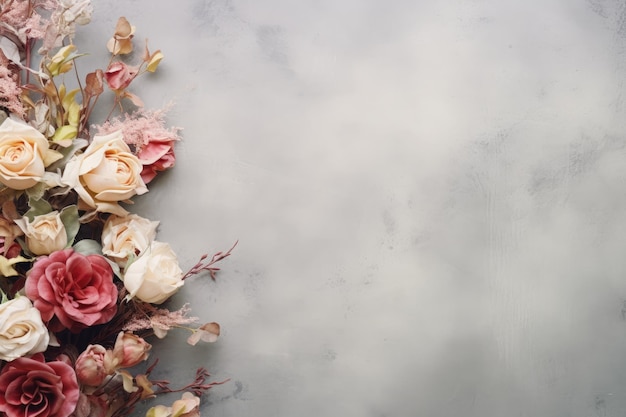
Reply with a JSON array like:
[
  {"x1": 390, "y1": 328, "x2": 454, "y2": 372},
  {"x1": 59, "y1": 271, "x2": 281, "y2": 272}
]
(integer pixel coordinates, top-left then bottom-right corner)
[{"x1": 79, "y1": 1, "x2": 626, "y2": 415}]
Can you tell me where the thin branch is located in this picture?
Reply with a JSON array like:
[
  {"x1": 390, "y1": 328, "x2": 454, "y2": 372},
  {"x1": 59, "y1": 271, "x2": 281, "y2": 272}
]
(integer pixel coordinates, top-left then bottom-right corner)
[{"x1": 183, "y1": 240, "x2": 238, "y2": 281}]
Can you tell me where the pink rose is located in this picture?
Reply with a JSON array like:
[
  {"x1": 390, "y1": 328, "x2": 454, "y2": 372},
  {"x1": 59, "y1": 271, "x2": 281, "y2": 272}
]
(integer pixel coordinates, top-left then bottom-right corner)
[
  {"x1": 0, "y1": 353, "x2": 79, "y2": 417},
  {"x1": 104, "y1": 62, "x2": 137, "y2": 91},
  {"x1": 25, "y1": 249, "x2": 118, "y2": 333},
  {"x1": 137, "y1": 138, "x2": 176, "y2": 183}
]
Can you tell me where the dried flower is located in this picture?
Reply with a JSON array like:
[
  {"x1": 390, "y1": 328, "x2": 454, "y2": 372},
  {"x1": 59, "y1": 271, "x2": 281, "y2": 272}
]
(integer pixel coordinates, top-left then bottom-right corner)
[
  {"x1": 0, "y1": 353, "x2": 79, "y2": 417},
  {"x1": 122, "y1": 241, "x2": 184, "y2": 304},
  {"x1": 15, "y1": 210, "x2": 68, "y2": 255},
  {"x1": 0, "y1": 5, "x2": 235, "y2": 417},
  {"x1": 75, "y1": 344, "x2": 109, "y2": 386},
  {"x1": 104, "y1": 332, "x2": 151, "y2": 372},
  {"x1": 0, "y1": 296, "x2": 50, "y2": 361},
  {"x1": 107, "y1": 17, "x2": 135, "y2": 55},
  {"x1": 95, "y1": 109, "x2": 180, "y2": 183},
  {"x1": 104, "y1": 61, "x2": 138, "y2": 92},
  {"x1": 25, "y1": 249, "x2": 118, "y2": 333},
  {"x1": 61, "y1": 130, "x2": 148, "y2": 215},
  {"x1": 102, "y1": 213, "x2": 159, "y2": 267},
  {"x1": 0, "y1": 118, "x2": 63, "y2": 190}
]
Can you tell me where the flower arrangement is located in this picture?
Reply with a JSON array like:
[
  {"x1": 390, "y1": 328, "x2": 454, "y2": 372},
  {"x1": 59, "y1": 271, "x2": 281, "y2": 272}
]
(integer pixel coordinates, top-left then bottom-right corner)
[{"x1": 0, "y1": 2, "x2": 235, "y2": 417}]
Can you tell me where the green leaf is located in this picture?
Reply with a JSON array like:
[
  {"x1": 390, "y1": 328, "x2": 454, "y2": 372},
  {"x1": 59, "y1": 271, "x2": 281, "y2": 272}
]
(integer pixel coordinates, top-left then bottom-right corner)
[
  {"x1": 47, "y1": 138, "x2": 88, "y2": 171},
  {"x1": 25, "y1": 183, "x2": 46, "y2": 202},
  {"x1": 52, "y1": 125, "x2": 78, "y2": 143},
  {"x1": 72, "y1": 239, "x2": 102, "y2": 256},
  {"x1": 25, "y1": 196, "x2": 52, "y2": 220},
  {"x1": 60, "y1": 205, "x2": 79, "y2": 246},
  {"x1": 72, "y1": 240, "x2": 121, "y2": 278}
]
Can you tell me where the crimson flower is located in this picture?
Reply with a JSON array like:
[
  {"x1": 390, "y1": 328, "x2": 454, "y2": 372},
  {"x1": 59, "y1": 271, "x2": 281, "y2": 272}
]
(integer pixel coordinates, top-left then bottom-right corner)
[{"x1": 0, "y1": 353, "x2": 79, "y2": 417}]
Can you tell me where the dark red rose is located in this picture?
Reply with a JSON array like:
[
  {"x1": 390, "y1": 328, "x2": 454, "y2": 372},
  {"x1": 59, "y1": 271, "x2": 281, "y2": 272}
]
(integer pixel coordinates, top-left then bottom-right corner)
[
  {"x1": 0, "y1": 353, "x2": 79, "y2": 417},
  {"x1": 25, "y1": 248, "x2": 118, "y2": 333}
]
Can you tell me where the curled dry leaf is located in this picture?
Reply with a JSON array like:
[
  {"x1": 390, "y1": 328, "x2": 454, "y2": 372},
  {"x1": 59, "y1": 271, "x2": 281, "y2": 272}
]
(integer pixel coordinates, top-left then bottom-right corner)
[
  {"x1": 85, "y1": 70, "x2": 104, "y2": 96},
  {"x1": 123, "y1": 91, "x2": 144, "y2": 107},
  {"x1": 107, "y1": 16, "x2": 136, "y2": 55},
  {"x1": 187, "y1": 322, "x2": 220, "y2": 346},
  {"x1": 146, "y1": 51, "x2": 164, "y2": 72},
  {"x1": 118, "y1": 369, "x2": 139, "y2": 393},
  {"x1": 135, "y1": 374, "x2": 155, "y2": 399}
]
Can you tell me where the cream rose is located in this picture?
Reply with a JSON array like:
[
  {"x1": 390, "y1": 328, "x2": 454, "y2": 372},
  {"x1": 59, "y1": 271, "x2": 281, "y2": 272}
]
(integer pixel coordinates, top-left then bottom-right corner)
[
  {"x1": 123, "y1": 241, "x2": 184, "y2": 304},
  {"x1": 102, "y1": 214, "x2": 159, "y2": 267},
  {"x1": 15, "y1": 211, "x2": 67, "y2": 255},
  {"x1": 0, "y1": 296, "x2": 50, "y2": 361},
  {"x1": 0, "y1": 118, "x2": 62, "y2": 190},
  {"x1": 62, "y1": 130, "x2": 147, "y2": 215}
]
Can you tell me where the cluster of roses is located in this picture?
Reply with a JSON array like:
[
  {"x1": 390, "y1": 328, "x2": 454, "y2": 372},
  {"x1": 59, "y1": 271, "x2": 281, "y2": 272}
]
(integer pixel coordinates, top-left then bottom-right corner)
[{"x1": 0, "y1": 2, "x2": 230, "y2": 417}]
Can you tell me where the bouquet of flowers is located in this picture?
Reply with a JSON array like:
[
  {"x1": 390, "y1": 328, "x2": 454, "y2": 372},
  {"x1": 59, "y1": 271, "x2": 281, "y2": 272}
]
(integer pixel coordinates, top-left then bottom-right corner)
[{"x1": 0, "y1": 1, "x2": 235, "y2": 417}]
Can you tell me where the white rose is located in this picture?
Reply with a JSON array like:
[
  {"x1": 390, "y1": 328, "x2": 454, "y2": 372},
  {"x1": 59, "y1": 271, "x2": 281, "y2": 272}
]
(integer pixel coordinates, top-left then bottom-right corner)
[
  {"x1": 123, "y1": 241, "x2": 184, "y2": 304},
  {"x1": 0, "y1": 118, "x2": 62, "y2": 190},
  {"x1": 62, "y1": 130, "x2": 147, "y2": 216},
  {"x1": 15, "y1": 211, "x2": 67, "y2": 255},
  {"x1": 0, "y1": 296, "x2": 50, "y2": 361},
  {"x1": 102, "y1": 214, "x2": 159, "y2": 267}
]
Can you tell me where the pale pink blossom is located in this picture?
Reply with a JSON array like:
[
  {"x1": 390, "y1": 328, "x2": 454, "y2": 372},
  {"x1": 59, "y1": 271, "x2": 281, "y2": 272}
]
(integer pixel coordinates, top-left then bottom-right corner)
[
  {"x1": 104, "y1": 332, "x2": 151, "y2": 373},
  {"x1": 104, "y1": 61, "x2": 137, "y2": 91},
  {"x1": 75, "y1": 345, "x2": 109, "y2": 386}
]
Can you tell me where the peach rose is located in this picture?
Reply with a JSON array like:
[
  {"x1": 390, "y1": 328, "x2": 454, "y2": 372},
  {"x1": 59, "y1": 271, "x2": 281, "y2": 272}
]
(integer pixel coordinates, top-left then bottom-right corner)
[
  {"x1": 0, "y1": 118, "x2": 62, "y2": 190},
  {"x1": 62, "y1": 131, "x2": 147, "y2": 216},
  {"x1": 15, "y1": 211, "x2": 68, "y2": 255},
  {"x1": 101, "y1": 213, "x2": 158, "y2": 267}
]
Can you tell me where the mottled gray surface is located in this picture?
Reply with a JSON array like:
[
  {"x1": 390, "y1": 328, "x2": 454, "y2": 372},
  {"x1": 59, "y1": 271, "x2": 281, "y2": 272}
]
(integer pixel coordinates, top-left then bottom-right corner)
[{"x1": 79, "y1": 0, "x2": 626, "y2": 415}]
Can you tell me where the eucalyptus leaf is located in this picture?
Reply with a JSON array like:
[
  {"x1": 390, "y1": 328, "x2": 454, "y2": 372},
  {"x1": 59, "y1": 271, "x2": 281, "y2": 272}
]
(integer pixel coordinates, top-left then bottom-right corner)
[
  {"x1": 72, "y1": 239, "x2": 102, "y2": 256},
  {"x1": 25, "y1": 196, "x2": 52, "y2": 220},
  {"x1": 25, "y1": 183, "x2": 46, "y2": 202},
  {"x1": 60, "y1": 205, "x2": 79, "y2": 246},
  {"x1": 47, "y1": 138, "x2": 88, "y2": 171}
]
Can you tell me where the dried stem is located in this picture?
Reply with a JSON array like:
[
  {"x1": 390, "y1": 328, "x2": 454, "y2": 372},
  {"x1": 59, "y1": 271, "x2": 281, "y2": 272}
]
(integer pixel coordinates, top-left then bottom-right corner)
[{"x1": 183, "y1": 240, "x2": 238, "y2": 281}]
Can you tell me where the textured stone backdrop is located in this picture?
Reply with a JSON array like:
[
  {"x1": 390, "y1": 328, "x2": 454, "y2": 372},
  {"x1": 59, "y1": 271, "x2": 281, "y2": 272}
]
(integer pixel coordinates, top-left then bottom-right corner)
[{"x1": 79, "y1": 1, "x2": 626, "y2": 415}]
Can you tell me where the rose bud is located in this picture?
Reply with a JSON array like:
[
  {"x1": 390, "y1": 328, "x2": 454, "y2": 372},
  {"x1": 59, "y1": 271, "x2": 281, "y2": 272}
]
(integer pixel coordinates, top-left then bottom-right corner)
[
  {"x1": 104, "y1": 332, "x2": 151, "y2": 372},
  {"x1": 75, "y1": 345, "x2": 109, "y2": 386},
  {"x1": 15, "y1": 211, "x2": 68, "y2": 255}
]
